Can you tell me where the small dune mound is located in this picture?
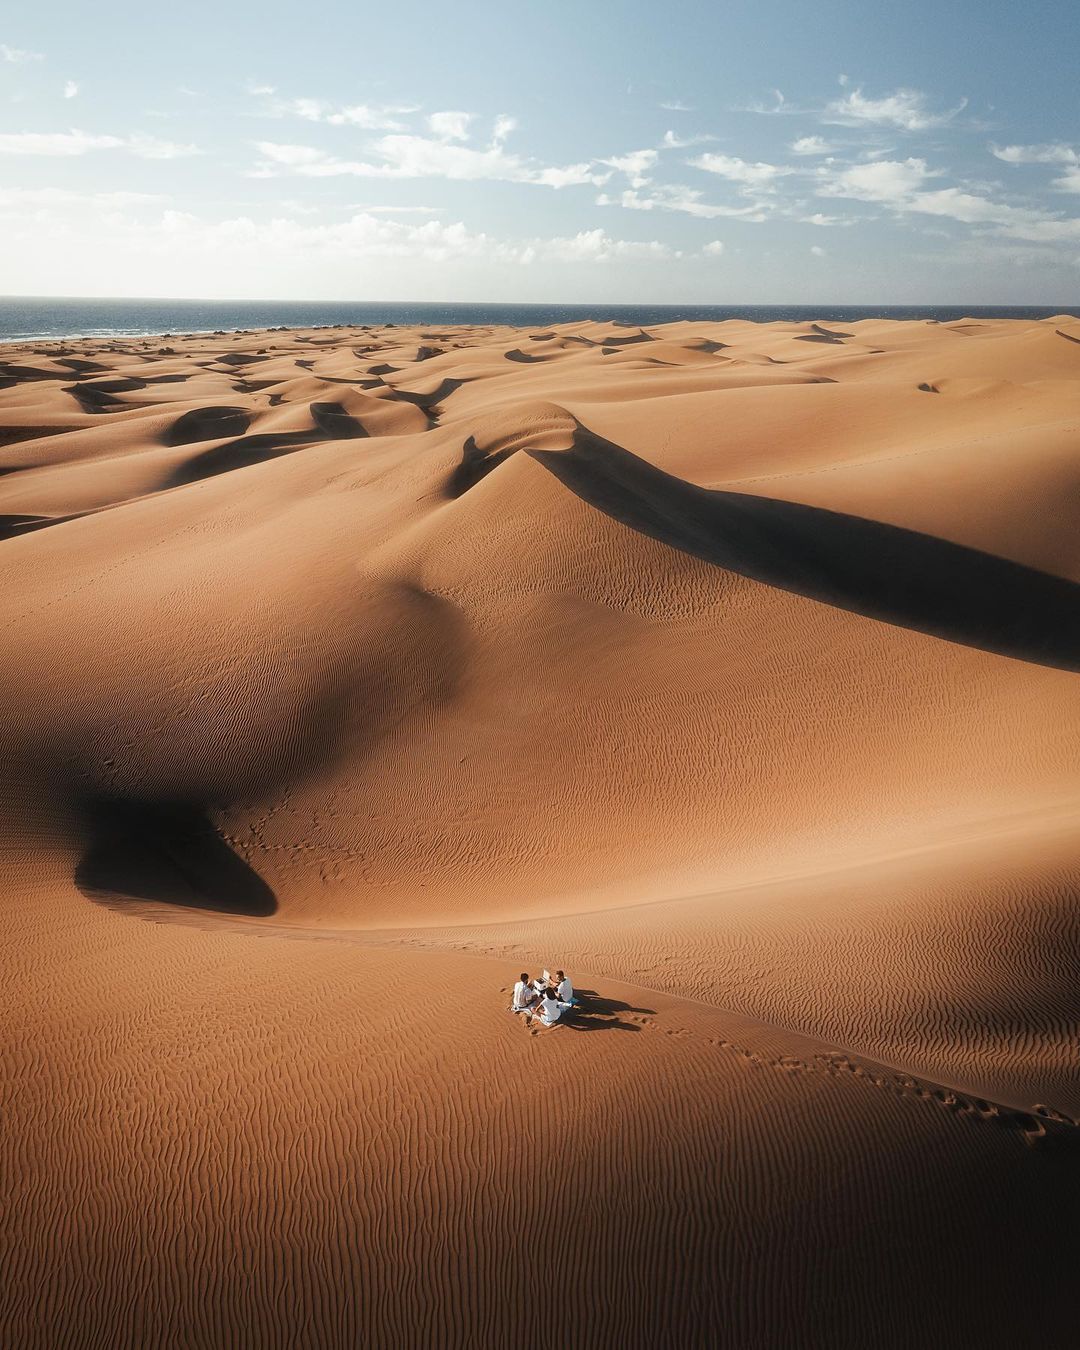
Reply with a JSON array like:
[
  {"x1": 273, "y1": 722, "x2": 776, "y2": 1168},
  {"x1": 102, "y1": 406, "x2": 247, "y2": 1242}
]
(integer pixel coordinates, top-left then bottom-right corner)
[
  {"x1": 213, "y1": 352, "x2": 271, "y2": 367},
  {"x1": 165, "y1": 405, "x2": 252, "y2": 446},
  {"x1": 309, "y1": 402, "x2": 368, "y2": 440}
]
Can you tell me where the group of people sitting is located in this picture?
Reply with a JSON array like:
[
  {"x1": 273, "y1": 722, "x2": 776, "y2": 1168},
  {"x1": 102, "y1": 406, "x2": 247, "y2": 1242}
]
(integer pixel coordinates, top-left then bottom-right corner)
[{"x1": 511, "y1": 969, "x2": 575, "y2": 1027}]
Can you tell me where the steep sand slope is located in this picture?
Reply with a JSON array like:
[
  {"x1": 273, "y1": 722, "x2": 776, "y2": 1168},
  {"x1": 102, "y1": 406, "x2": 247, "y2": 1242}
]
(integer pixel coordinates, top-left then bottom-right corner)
[{"x1": 2, "y1": 318, "x2": 1078, "y2": 1346}]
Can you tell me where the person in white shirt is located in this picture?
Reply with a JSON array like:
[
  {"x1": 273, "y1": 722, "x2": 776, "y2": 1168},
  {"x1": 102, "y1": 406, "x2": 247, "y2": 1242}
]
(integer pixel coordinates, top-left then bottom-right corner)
[
  {"x1": 511, "y1": 973, "x2": 538, "y2": 1013},
  {"x1": 555, "y1": 970, "x2": 573, "y2": 1005},
  {"x1": 532, "y1": 991, "x2": 564, "y2": 1027}
]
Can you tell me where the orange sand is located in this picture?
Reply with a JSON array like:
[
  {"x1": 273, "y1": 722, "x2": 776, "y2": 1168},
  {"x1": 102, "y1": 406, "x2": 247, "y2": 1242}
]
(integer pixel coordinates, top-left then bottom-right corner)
[{"x1": 1, "y1": 317, "x2": 1078, "y2": 1346}]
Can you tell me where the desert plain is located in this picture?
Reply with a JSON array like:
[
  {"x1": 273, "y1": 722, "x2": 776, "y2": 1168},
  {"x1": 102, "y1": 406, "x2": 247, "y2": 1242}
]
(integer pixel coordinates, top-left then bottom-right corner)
[{"x1": 1, "y1": 315, "x2": 1078, "y2": 1347}]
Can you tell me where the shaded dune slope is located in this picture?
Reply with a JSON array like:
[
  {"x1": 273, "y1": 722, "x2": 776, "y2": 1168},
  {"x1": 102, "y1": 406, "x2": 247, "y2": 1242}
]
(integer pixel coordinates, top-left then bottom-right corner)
[{"x1": 531, "y1": 422, "x2": 1080, "y2": 671}]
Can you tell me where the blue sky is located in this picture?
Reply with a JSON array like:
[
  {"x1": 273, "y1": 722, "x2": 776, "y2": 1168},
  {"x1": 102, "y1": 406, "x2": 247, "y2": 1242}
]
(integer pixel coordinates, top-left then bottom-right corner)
[{"x1": 1, "y1": 0, "x2": 1079, "y2": 302}]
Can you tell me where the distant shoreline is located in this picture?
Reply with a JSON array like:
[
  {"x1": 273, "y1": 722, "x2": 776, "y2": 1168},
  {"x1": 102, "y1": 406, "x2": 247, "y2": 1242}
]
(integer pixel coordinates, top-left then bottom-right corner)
[{"x1": 2, "y1": 298, "x2": 1076, "y2": 345}]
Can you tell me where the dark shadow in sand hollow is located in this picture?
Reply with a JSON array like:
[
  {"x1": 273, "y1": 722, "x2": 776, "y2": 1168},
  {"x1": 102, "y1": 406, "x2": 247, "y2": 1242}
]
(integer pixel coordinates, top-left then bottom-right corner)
[
  {"x1": 165, "y1": 402, "x2": 367, "y2": 486},
  {"x1": 445, "y1": 435, "x2": 516, "y2": 498},
  {"x1": 165, "y1": 405, "x2": 252, "y2": 446},
  {"x1": 75, "y1": 796, "x2": 277, "y2": 917},
  {"x1": 383, "y1": 376, "x2": 466, "y2": 419},
  {"x1": 527, "y1": 423, "x2": 1080, "y2": 673},
  {"x1": 165, "y1": 430, "x2": 320, "y2": 485}
]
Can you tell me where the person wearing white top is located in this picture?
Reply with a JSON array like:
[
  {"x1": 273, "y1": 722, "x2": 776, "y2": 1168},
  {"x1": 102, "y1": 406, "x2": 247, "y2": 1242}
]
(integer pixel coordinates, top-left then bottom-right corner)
[
  {"x1": 532, "y1": 992, "x2": 564, "y2": 1027},
  {"x1": 555, "y1": 970, "x2": 573, "y2": 1004},
  {"x1": 511, "y1": 974, "x2": 538, "y2": 1013}
]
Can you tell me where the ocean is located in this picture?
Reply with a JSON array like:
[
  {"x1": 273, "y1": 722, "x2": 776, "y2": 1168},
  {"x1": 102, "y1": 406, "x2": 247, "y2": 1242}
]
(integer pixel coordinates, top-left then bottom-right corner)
[{"x1": 0, "y1": 296, "x2": 1075, "y2": 344}]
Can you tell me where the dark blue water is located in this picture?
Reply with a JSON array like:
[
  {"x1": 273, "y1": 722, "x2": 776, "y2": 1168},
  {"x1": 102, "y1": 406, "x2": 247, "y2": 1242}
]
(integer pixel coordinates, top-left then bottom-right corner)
[{"x1": 1, "y1": 296, "x2": 1074, "y2": 343}]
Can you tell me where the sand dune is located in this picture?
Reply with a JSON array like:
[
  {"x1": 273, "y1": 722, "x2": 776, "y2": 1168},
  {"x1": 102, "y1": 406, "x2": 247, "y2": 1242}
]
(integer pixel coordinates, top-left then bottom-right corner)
[{"x1": 2, "y1": 317, "x2": 1078, "y2": 1346}]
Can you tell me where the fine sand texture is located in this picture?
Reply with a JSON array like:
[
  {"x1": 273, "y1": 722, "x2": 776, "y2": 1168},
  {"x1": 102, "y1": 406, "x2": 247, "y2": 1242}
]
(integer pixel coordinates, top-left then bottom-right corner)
[{"x1": 2, "y1": 316, "x2": 1079, "y2": 1347}]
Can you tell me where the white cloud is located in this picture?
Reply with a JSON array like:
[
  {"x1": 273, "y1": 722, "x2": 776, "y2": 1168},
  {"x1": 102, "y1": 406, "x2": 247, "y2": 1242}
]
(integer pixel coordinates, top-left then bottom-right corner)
[
  {"x1": 245, "y1": 80, "x2": 276, "y2": 96},
  {"x1": 818, "y1": 155, "x2": 1080, "y2": 244},
  {"x1": 543, "y1": 227, "x2": 670, "y2": 262},
  {"x1": 255, "y1": 140, "x2": 327, "y2": 167},
  {"x1": 603, "y1": 148, "x2": 659, "y2": 187},
  {"x1": 492, "y1": 114, "x2": 517, "y2": 145},
  {"x1": 127, "y1": 134, "x2": 200, "y2": 159},
  {"x1": 0, "y1": 129, "x2": 121, "y2": 155},
  {"x1": 702, "y1": 239, "x2": 724, "y2": 256},
  {"x1": 990, "y1": 142, "x2": 1078, "y2": 165},
  {"x1": 989, "y1": 143, "x2": 1080, "y2": 193},
  {"x1": 802, "y1": 211, "x2": 848, "y2": 226},
  {"x1": 0, "y1": 128, "x2": 199, "y2": 158},
  {"x1": 660, "y1": 99, "x2": 692, "y2": 112},
  {"x1": 267, "y1": 96, "x2": 416, "y2": 131},
  {"x1": 0, "y1": 197, "x2": 672, "y2": 273},
  {"x1": 251, "y1": 133, "x2": 605, "y2": 189},
  {"x1": 1051, "y1": 167, "x2": 1080, "y2": 194},
  {"x1": 1, "y1": 43, "x2": 42, "y2": 63},
  {"x1": 532, "y1": 163, "x2": 602, "y2": 188},
  {"x1": 427, "y1": 110, "x2": 473, "y2": 141},
  {"x1": 818, "y1": 157, "x2": 937, "y2": 203},
  {"x1": 823, "y1": 86, "x2": 966, "y2": 131},
  {"x1": 598, "y1": 184, "x2": 771, "y2": 222},
  {"x1": 790, "y1": 136, "x2": 833, "y2": 156},
  {"x1": 690, "y1": 152, "x2": 793, "y2": 187},
  {"x1": 63, "y1": 80, "x2": 79, "y2": 99},
  {"x1": 737, "y1": 89, "x2": 795, "y2": 116},
  {"x1": 810, "y1": 244, "x2": 825, "y2": 257},
  {"x1": 661, "y1": 129, "x2": 715, "y2": 149}
]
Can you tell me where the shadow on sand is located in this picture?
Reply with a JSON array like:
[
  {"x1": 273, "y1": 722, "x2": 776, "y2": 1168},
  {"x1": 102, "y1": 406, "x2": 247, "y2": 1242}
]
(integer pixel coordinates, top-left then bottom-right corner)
[
  {"x1": 557, "y1": 989, "x2": 654, "y2": 1033},
  {"x1": 528, "y1": 422, "x2": 1080, "y2": 673},
  {"x1": 75, "y1": 796, "x2": 277, "y2": 917}
]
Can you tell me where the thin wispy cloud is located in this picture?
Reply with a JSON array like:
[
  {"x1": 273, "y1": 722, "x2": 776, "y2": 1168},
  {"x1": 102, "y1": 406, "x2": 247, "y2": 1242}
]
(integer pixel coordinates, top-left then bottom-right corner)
[
  {"x1": 0, "y1": 129, "x2": 199, "y2": 158},
  {"x1": 661, "y1": 129, "x2": 716, "y2": 149},
  {"x1": 737, "y1": 89, "x2": 798, "y2": 116},
  {"x1": 63, "y1": 80, "x2": 79, "y2": 99},
  {"x1": 427, "y1": 110, "x2": 473, "y2": 141},
  {"x1": 260, "y1": 94, "x2": 418, "y2": 131},
  {"x1": 991, "y1": 141, "x2": 1080, "y2": 191},
  {"x1": 1, "y1": 42, "x2": 42, "y2": 63},
  {"x1": 991, "y1": 142, "x2": 1078, "y2": 165},
  {"x1": 602, "y1": 149, "x2": 659, "y2": 188},
  {"x1": 599, "y1": 184, "x2": 772, "y2": 222},
  {"x1": 822, "y1": 86, "x2": 967, "y2": 132},
  {"x1": 790, "y1": 136, "x2": 834, "y2": 156},
  {"x1": 660, "y1": 99, "x2": 692, "y2": 112},
  {"x1": 690, "y1": 152, "x2": 794, "y2": 187},
  {"x1": 1, "y1": 199, "x2": 673, "y2": 272},
  {"x1": 251, "y1": 119, "x2": 607, "y2": 189}
]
